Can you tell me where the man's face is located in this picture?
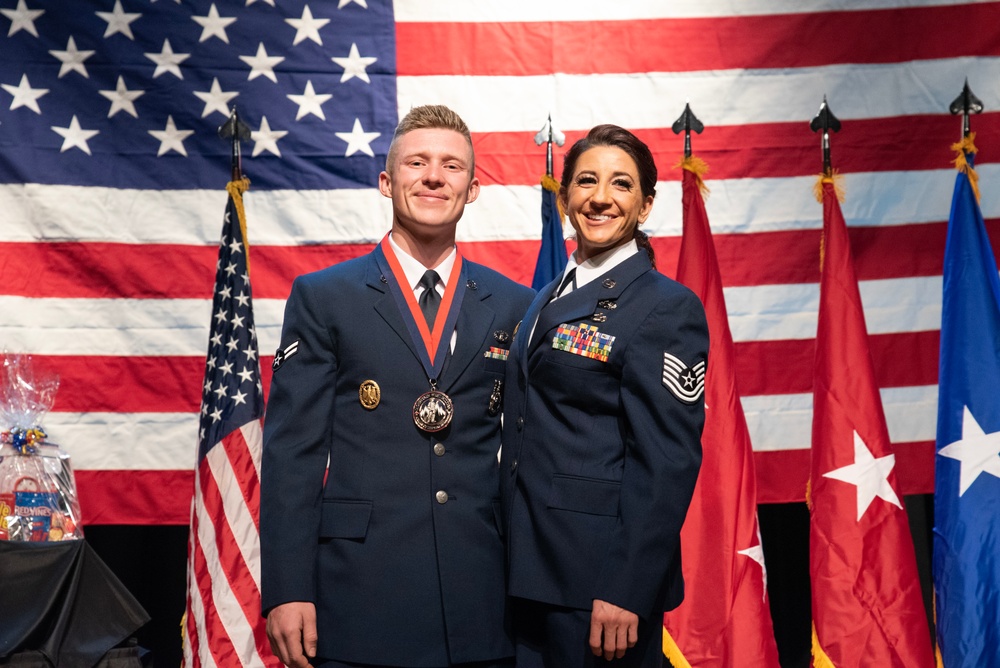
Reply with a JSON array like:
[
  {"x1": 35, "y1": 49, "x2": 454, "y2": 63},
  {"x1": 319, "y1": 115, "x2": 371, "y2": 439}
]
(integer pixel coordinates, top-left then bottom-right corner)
[{"x1": 378, "y1": 128, "x2": 480, "y2": 236}]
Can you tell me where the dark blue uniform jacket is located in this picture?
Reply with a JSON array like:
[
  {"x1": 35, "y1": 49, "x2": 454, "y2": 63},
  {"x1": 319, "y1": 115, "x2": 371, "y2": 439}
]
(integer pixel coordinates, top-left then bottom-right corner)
[
  {"x1": 501, "y1": 251, "x2": 707, "y2": 621},
  {"x1": 261, "y1": 249, "x2": 534, "y2": 666}
]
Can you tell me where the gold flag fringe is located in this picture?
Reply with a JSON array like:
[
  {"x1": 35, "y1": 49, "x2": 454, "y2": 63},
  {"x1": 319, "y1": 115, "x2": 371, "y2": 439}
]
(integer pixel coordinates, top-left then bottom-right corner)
[
  {"x1": 933, "y1": 591, "x2": 945, "y2": 668},
  {"x1": 541, "y1": 173, "x2": 565, "y2": 220},
  {"x1": 951, "y1": 132, "x2": 981, "y2": 204},
  {"x1": 226, "y1": 177, "x2": 252, "y2": 274},
  {"x1": 813, "y1": 171, "x2": 844, "y2": 274},
  {"x1": 813, "y1": 171, "x2": 845, "y2": 204},
  {"x1": 675, "y1": 155, "x2": 711, "y2": 197},
  {"x1": 661, "y1": 628, "x2": 693, "y2": 668},
  {"x1": 811, "y1": 623, "x2": 837, "y2": 668}
]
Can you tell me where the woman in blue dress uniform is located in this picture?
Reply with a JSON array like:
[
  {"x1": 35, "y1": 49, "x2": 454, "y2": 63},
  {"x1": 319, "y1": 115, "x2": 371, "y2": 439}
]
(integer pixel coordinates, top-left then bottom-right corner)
[{"x1": 501, "y1": 125, "x2": 709, "y2": 667}]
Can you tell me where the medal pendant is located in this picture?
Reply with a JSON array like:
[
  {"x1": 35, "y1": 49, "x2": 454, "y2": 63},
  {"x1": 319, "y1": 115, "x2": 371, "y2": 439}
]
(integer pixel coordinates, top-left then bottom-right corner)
[{"x1": 413, "y1": 389, "x2": 454, "y2": 432}]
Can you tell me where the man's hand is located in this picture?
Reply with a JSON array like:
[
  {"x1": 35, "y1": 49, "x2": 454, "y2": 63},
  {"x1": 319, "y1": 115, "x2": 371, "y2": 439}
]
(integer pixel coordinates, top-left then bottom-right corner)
[
  {"x1": 589, "y1": 599, "x2": 638, "y2": 661},
  {"x1": 266, "y1": 601, "x2": 318, "y2": 668}
]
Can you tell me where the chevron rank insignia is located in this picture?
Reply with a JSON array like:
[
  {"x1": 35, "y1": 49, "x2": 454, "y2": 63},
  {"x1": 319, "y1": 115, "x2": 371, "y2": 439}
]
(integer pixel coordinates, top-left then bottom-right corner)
[
  {"x1": 272, "y1": 340, "x2": 300, "y2": 371},
  {"x1": 662, "y1": 352, "x2": 705, "y2": 403},
  {"x1": 552, "y1": 322, "x2": 615, "y2": 362}
]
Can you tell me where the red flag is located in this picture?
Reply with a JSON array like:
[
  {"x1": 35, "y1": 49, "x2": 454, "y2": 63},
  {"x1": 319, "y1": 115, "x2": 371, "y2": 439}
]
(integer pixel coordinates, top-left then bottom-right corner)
[
  {"x1": 808, "y1": 177, "x2": 934, "y2": 667},
  {"x1": 664, "y1": 158, "x2": 781, "y2": 667}
]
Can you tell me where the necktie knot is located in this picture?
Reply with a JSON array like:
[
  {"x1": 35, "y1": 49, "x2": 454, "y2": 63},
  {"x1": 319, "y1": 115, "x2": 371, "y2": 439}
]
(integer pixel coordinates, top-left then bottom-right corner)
[{"x1": 419, "y1": 269, "x2": 441, "y2": 328}]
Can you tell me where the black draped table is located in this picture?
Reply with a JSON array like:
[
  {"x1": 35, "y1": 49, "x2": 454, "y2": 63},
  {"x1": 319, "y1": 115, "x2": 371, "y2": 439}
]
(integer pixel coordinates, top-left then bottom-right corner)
[{"x1": 0, "y1": 540, "x2": 150, "y2": 668}]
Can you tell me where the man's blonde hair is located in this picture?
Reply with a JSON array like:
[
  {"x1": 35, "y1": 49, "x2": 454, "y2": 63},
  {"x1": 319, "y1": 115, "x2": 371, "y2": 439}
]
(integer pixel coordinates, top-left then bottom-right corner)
[{"x1": 385, "y1": 105, "x2": 475, "y2": 175}]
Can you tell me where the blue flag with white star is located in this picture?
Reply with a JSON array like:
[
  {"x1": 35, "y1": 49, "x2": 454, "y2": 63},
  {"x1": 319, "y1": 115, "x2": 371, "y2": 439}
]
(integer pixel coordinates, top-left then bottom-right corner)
[{"x1": 933, "y1": 145, "x2": 1000, "y2": 668}]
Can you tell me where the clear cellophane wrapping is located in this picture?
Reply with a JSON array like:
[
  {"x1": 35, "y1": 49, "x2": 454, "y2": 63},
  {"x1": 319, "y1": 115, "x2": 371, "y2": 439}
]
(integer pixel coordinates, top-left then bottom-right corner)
[{"x1": 0, "y1": 353, "x2": 83, "y2": 541}]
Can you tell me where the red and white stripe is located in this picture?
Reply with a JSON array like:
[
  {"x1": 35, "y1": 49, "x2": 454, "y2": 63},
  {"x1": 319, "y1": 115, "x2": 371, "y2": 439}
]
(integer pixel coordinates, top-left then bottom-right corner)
[{"x1": 6, "y1": 0, "x2": 1000, "y2": 522}]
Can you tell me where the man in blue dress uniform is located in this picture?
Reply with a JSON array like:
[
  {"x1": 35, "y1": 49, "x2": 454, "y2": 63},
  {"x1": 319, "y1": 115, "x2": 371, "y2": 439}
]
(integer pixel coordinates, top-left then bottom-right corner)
[{"x1": 260, "y1": 105, "x2": 534, "y2": 668}]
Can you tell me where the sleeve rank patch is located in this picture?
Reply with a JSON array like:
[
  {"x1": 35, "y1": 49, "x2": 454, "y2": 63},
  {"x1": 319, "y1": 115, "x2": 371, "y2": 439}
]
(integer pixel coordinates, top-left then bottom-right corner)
[
  {"x1": 662, "y1": 352, "x2": 705, "y2": 403},
  {"x1": 272, "y1": 340, "x2": 300, "y2": 371}
]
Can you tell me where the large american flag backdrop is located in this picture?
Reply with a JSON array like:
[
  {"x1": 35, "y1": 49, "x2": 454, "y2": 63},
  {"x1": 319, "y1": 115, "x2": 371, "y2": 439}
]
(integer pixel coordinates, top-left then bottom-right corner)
[{"x1": 2, "y1": 0, "x2": 999, "y2": 524}]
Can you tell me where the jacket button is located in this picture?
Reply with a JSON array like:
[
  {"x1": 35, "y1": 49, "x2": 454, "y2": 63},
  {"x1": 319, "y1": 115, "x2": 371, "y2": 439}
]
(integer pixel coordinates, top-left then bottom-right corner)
[
  {"x1": 517, "y1": 416, "x2": 524, "y2": 430},
  {"x1": 433, "y1": 442, "x2": 445, "y2": 456},
  {"x1": 435, "y1": 490, "x2": 448, "y2": 504},
  {"x1": 510, "y1": 459, "x2": 518, "y2": 472}
]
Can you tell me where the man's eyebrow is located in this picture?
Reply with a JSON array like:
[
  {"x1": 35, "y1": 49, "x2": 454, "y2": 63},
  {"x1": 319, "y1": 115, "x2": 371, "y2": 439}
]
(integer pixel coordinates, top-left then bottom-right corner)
[{"x1": 401, "y1": 150, "x2": 469, "y2": 166}]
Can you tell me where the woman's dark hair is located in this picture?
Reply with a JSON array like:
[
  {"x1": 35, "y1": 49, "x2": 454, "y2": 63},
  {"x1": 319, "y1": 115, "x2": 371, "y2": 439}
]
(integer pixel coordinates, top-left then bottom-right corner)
[{"x1": 559, "y1": 124, "x2": 658, "y2": 266}]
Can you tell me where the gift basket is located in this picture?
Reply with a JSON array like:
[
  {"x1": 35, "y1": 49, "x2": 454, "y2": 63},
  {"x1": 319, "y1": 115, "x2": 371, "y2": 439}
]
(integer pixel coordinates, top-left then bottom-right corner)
[{"x1": 0, "y1": 353, "x2": 83, "y2": 541}]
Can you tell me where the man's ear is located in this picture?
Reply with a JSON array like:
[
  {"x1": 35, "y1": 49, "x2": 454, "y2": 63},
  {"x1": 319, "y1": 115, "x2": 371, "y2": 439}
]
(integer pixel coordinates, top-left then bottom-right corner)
[
  {"x1": 465, "y1": 176, "x2": 481, "y2": 204},
  {"x1": 378, "y1": 171, "x2": 392, "y2": 198}
]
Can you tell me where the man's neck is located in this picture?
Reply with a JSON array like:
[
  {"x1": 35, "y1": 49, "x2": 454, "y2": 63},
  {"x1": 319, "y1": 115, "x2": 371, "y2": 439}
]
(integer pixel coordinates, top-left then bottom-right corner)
[{"x1": 390, "y1": 224, "x2": 456, "y2": 269}]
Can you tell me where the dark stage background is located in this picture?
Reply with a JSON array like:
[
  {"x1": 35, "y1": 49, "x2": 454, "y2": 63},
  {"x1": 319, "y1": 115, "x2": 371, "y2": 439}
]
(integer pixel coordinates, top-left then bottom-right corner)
[{"x1": 82, "y1": 496, "x2": 936, "y2": 668}]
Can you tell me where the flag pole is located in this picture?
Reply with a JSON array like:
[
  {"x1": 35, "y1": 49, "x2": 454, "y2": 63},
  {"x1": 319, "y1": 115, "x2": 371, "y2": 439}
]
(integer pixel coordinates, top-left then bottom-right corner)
[
  {"x1": 530, "y1": 115, "x2": 568, "y2": 290},
  {"x1": 219, "y1": 106, "x2": 251, "y2": 181},
  {"x1": 217, "y1": 106, "x2": 253, "y2": 270},
  {"x1": 810, "y1": 96, "x2": 841, "y2": 178},
  {"x1": 948, "y1": 81, "x2": 984, "y2": 203},
  {"x1": 949, "y1": 79, "x2": 983, "y2": 140},
  {"x1": 533, "y1": 113, "x2": 565, "y2": 177},
  {"x1": 672, "y1": 102, "x2": 704, "y2": 159}
]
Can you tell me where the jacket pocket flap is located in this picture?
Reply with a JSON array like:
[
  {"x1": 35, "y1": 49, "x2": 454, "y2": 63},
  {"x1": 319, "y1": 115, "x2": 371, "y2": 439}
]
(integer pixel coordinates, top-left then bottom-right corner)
[
  {"x1": 547, "y1": 475, "x2": 620, "y2": 517},
  {"x1": 319, "y1": 499, "x2": 373, "y2": 539}
]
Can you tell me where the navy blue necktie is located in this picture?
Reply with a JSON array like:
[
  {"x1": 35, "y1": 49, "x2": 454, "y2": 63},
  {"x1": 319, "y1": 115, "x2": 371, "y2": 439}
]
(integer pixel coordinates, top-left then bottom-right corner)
[
  {"x1": 553, "y1": 267, "x2": 577, "y2": 300},
  {"x1": 418, "y1": 270, "x2": 441, "y2": 328}
]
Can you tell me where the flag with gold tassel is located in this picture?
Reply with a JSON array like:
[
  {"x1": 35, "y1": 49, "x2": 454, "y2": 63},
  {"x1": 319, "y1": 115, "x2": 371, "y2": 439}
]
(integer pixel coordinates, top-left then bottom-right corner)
[
  {"x1": 664, "y1": 140, "x2": 780, "y2": 667},
  {"x1": 932, "y1": 124, "x2": 1000, "y2": 668},
  {"x1": 808, "y1": 158, "x2": 934, "y2": 666}
]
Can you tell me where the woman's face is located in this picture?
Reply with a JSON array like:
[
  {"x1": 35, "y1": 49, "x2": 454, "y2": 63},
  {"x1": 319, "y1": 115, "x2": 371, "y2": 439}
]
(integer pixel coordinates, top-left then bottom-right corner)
[{"x1": 559, "y1": 145, "x2": 654, "y2": 261}]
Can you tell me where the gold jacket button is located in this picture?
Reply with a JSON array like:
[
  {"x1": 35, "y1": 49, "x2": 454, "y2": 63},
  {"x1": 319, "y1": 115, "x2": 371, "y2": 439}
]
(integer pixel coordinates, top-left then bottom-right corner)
[
  {"x1": 433, "y1": 442, "x2": 445, "y2": 456},
  {"x1": 435, "y1": 490, "x2": 448, "y2": 504}
]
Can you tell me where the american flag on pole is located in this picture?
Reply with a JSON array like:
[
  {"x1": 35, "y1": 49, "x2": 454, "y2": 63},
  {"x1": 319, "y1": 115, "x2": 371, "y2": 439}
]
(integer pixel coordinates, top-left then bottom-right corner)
[
  {"x1": 183, "y1": 179, "x2": 277, "y2": 667},
  {"x1": 2, "y1": 1, "x2": 999, "y2": 525}
]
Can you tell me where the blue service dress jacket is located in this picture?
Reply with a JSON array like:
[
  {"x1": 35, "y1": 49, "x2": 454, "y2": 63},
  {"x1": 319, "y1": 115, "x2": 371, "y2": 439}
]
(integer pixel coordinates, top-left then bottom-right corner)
[
  {"x1": 260, "y1": 248, "x2": 534, "y2": 667},
  {"x1": 500, "y1": 251, "x2": 708, "y2": 621}
]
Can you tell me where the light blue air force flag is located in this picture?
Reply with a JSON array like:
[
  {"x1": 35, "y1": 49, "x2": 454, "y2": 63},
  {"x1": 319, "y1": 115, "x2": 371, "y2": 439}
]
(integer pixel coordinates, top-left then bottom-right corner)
[
  {"x1": 532, "y1": 177, "x2": 568, "y2": 291},
  {"x1": 933, "y1": 149, "x2": 1000, "y2": 668}
]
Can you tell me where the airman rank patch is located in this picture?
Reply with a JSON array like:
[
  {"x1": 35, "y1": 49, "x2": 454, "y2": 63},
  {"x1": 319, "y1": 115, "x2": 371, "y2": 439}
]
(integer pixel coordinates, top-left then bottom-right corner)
[
  {"x1": 484, "y1": 346, "x2": 509, "y2": 361},
  {"x1": 552, "y1": 323, "x2": 615, "y2": 363},
  {"x1": 662, "y1": 352, "x2": 705, "y2": 403},
  {"x1": 272, "y1": 340, "x2": 299, "y2": 371}
]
